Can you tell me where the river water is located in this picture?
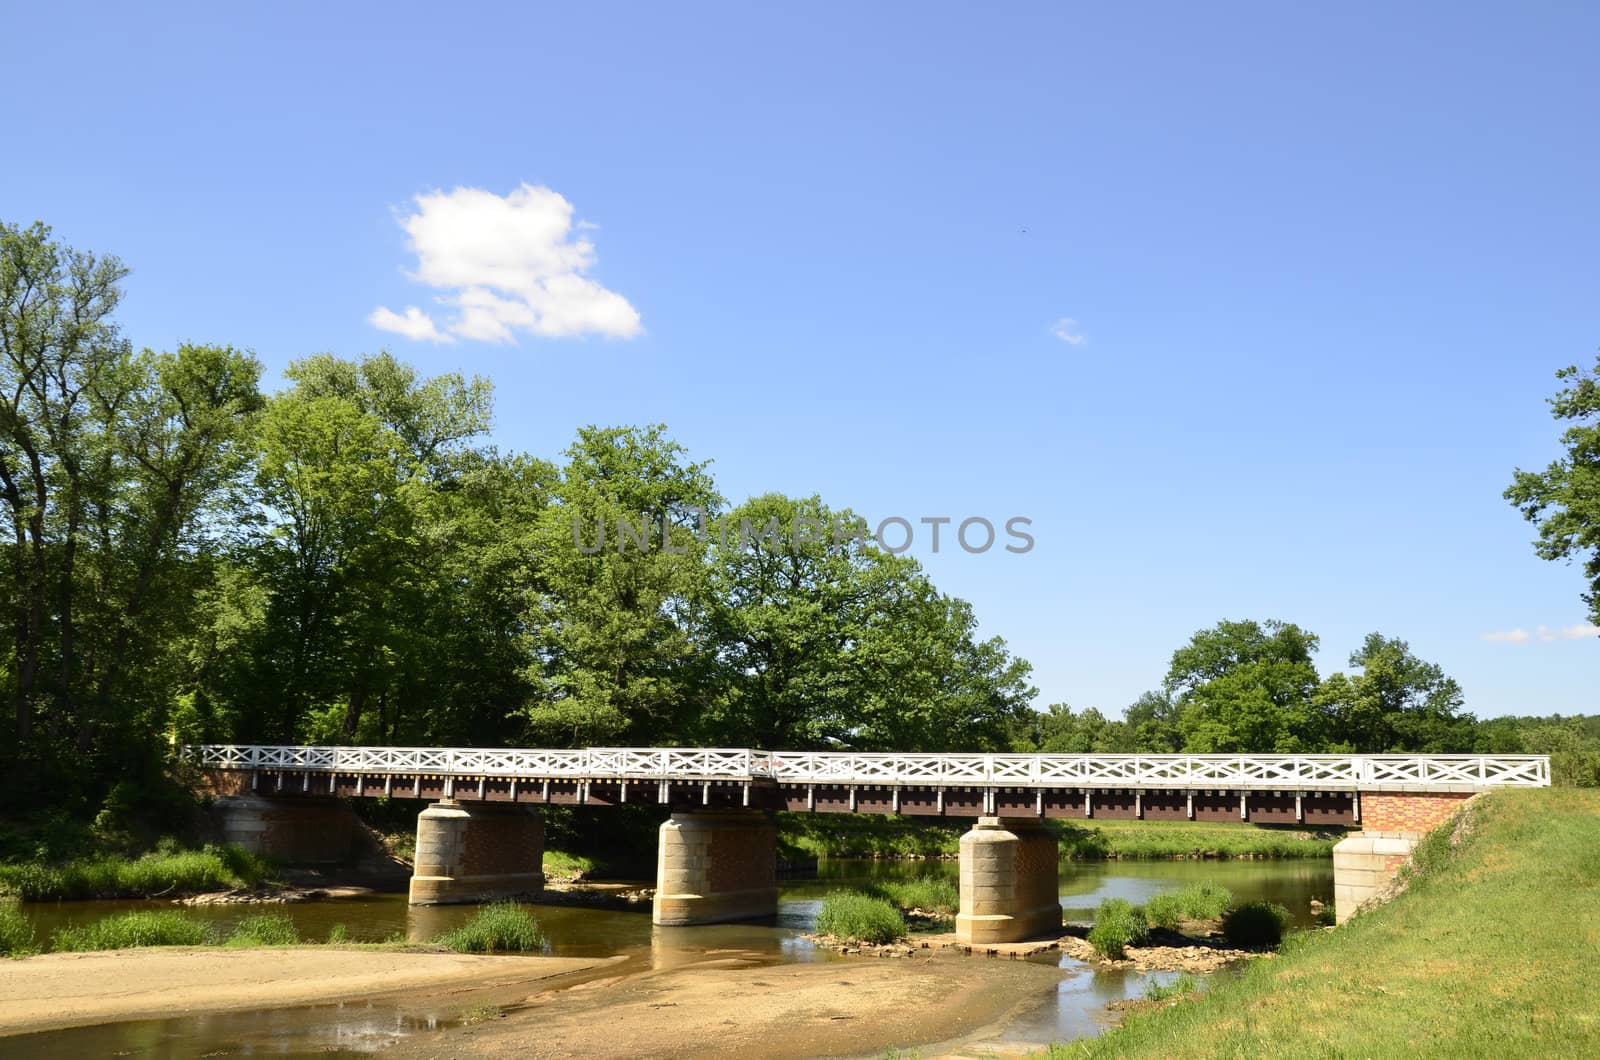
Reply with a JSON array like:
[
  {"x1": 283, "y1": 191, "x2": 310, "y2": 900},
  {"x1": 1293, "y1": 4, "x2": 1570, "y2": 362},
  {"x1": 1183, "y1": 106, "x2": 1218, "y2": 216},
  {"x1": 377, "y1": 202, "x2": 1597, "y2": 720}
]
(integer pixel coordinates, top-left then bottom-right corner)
[{"x1": 9, "y1": 859, "x2": 1331, "y2": 1057}]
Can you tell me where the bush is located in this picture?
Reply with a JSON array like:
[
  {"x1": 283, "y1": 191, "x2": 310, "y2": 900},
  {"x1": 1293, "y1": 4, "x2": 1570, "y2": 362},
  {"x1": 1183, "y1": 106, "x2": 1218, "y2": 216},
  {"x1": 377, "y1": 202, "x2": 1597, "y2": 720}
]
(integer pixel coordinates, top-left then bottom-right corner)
[
  {"x1": 1087, "y1": 898, "x2": 1149, "y2": 958},
  {"x1": 814, "y1": 891, "x2": 908, "y2": 944},
  {"x1": 227, "y1": 913, "x2": 300, "y2": 947},
  {"x1": 866, "y1": 878, "x2": 960, "y2": 916},
  {"x1": 0, "y1": 900, "x2": 37, "y2": 957},
  {"x1": 1221, "y1": 901, "x2": 1290, "y2": 947},
  {"x1": 326, "y1": 922, "x2": 349, "y2": 944},
  {"x1": 51, "y1": 911, "x2": 213, "y2": 951},
  {"x1": 435, "y1": 902, "x2": 547, "y2": 953}
]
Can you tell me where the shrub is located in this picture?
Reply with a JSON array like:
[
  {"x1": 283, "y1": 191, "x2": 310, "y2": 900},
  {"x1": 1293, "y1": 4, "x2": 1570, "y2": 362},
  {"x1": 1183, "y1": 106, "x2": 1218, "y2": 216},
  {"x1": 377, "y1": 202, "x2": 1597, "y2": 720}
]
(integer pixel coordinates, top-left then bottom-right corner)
[
  {"x1": 1221, "y1": 901, "x2": 1290, "y2": 947},
  {"x1": 51, "y1": 911, "x2": 213, "y2": 951},
  {"x1": 814, "y1": 891, "x2": 907, "y2": 944},
  {"x1": 435, "y1": 902, "x2": 547, "y2": 953},
  {"x1": 867, "y1": 878, "x2": 960, "y2": 916},
  {"x1": 1087, "y1": 898, "x2": 1149, "y2": 958},
  {"x1": 1143, "y1": 971, "x2": 1199, "y2": 1002},
  {"x1": 227, "y1": 913, "x2": 300, "y2": 947},
  {"x1": 0, "y1": 900, "x2": 37, "y2": 957}
]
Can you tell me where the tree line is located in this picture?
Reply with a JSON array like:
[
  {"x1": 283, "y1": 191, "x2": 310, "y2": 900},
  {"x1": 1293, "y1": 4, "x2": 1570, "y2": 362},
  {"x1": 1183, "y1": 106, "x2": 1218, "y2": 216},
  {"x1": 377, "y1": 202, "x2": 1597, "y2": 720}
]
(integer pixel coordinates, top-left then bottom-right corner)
[{"x1": 2, "y1": 220, "x2": 1595, "y2": 825}]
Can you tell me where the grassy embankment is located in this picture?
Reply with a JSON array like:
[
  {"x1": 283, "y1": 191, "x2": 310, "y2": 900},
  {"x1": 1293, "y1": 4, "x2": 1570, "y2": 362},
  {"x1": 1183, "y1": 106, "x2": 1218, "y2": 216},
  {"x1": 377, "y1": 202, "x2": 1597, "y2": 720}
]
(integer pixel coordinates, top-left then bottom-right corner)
[
  {"x1": 0, "y1": 901, "x2": 547, "y2": 958},
  {"x1": 0, "y1": 845, "x2": 276, "y2": 901},
  {"x1": 1062, "y1": 787, "x2": 1600, "y2": 1058},
  {"x1": 779, "y1": 813, "x2": 1337, "y2": 861}
]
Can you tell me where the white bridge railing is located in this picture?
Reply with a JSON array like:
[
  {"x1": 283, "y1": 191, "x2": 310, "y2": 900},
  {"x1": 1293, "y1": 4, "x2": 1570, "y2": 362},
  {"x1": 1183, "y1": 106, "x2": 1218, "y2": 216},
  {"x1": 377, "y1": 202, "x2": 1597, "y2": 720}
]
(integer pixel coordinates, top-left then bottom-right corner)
[{"x1": 186, "y1": 745, "x2": 1550, "y2": 791}]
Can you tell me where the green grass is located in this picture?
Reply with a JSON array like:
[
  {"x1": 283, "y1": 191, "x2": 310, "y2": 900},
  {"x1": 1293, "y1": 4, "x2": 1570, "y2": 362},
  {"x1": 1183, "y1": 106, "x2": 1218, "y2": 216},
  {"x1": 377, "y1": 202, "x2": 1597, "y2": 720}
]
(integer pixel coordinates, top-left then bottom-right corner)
[
  {"x1": 814, "y1": 891, "x2": 908, "y2": 944},
  {"x1": 865, "y1": 877, "x2": 961, "y2": 915},
  {"x1": 50, "y1": 910, "x2": 214, "y2": 951},
  {"x1": 1087, "y1": 897, "x2": 1150, "y2": 958},
  {"x1": 0, "y1": 845, "x2": 276, "y2": 901},
  {"x1": 1143, "y1": 971, "x2": 1199, "y2": 1002},
  {"x1": 326, "y1": 922, "x2": 349, "y2": 944},
  {"x1": 1219, "y1": 901, "x2": 1288, "y2": 947},
  {"x1": 0, "y1": 899, "x2": 38, "y2": 957},
  {"x1": 542, "y1": 850, "x2": 597, "y2": 880},
  {"x1": 1143, "y1": 883, "x2": 1233, "y2": 929},
  {"x1": 777, "y1": 813, "x2": 1337, "y2": 862},
  {"x1": 226, "y1": 913, "x2": 300, "y2": 947},
  {"x1": 434, "y1": 902, "x2": 547, "y2": 953},
  {"x1": 1068, "y1": 788, "x2": 1600, "y2": 1058}
]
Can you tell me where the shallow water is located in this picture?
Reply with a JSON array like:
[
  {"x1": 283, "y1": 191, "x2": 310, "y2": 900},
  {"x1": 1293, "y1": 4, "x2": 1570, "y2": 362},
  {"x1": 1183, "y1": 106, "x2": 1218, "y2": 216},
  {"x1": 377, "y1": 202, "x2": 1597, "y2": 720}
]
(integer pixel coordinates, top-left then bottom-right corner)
[{"x1": 8, "y1": 858, "x2": 1331, "y2": 1057}]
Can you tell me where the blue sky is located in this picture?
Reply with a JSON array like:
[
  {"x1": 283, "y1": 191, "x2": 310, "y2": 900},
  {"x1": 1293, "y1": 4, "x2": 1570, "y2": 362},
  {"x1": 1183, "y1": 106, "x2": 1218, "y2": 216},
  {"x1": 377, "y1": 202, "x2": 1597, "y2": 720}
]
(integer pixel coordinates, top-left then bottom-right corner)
[{"x1": 6, "y1": 2, "x2": 1597, "y2": 718}]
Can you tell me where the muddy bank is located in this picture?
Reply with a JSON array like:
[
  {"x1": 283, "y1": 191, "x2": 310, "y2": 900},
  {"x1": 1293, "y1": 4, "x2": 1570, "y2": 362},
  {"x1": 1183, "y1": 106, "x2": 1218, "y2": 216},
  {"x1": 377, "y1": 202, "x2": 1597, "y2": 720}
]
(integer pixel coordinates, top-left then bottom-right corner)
[
  {"x1": 401, "y1": 953, "x2": 1059, "y2": 1060},
  {"x1": 0, "y1": 947, "x2": 609, "y2": 1036}
]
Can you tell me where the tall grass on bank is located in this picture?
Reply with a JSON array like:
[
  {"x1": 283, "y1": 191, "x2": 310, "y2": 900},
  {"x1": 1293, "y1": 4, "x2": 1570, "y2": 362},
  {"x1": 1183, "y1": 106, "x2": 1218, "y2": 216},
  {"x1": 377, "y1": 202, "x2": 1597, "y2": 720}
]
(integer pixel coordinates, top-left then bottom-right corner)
[
  {"x1": 435, "y1": 902, "x2": 547, "y2": 953},
  {"x1": 1074, "y1": 789, "x2": 1600, "y2": 1058},
  {"x1": 1143, "y1": 883, "x2": 1233, "y2": 929},
  {"x1": 865, "y1": 877, "x2": 961, "y2": 916},
  {"x1": 0, "y1": 899, "x2": 37, "y2": 957},
  {"x1": 542, "y1": 850, "x2": 597, "y2": 880},
  {"x1": 815, "y1": 891, "x2": 908, "y2": 944},
  {"x1": 50, "y1": 910, "x2": 214, "y2": 951},
  {"x1": 1087, "y1": 898, "x2": 1150, "y2": 958},
  {"x1": 0, "y1": 845, "x2": 275, "y2": 901},
  {"x1": 226, "y1": 913, "x2": 300, "y2": 946}
]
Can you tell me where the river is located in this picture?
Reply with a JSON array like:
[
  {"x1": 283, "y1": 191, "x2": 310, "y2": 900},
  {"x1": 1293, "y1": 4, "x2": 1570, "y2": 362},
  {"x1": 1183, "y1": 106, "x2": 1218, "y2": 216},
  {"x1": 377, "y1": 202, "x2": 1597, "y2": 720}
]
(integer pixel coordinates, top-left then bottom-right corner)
[{"x1": 7, "y1": 859, "x2": 1331, "y2": 1057}]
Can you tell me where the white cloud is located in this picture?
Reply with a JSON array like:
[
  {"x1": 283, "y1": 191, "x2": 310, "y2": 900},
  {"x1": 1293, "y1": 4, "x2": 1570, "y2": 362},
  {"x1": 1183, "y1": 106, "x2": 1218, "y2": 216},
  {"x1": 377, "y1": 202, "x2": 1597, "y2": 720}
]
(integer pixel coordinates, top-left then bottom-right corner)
[
  {"x1": 369, "y1": 305, "x2": 453, "y2": 343},
  {"x1": 1480, "y1": 623, "x2": 1600, "y2": 644},
  {"x1": 1051, "y1": 317, "x2": 1086, "y2": 345},
  {"x1": 370, "y1": 183, "x2": 642, "y2": 344}
]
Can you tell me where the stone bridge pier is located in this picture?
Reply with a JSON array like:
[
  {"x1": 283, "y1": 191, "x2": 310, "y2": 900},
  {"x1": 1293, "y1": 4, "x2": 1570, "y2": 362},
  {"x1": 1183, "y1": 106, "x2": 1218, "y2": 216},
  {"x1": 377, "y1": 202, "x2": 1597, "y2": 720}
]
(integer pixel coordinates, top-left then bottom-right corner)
[
  {"x1": 408, "y1": 801, "x2": 545, "y2": 905},
  {"x1": 653, "y1": 811, "x2": 779, "y2": 926},
  {"x1": 955, "y1": 817, "x2": 1061, "y2": 944},
  {"x1": 211, "y1": 794, "x2": 357, "y2": 864}
]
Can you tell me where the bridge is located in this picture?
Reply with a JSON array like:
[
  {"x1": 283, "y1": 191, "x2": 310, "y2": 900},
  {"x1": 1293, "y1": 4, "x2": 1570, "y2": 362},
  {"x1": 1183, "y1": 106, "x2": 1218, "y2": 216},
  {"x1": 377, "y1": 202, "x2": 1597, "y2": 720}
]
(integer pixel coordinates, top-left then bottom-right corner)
[{"x1": 187, "y1": 745, "x2": 1550, "y2": 941}]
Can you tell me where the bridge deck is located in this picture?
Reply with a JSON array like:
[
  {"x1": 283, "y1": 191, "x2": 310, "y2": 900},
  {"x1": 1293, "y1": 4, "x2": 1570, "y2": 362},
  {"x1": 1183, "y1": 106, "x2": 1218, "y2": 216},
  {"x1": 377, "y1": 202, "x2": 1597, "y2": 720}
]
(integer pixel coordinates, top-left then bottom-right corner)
[{"x1": 188, "y1": 745, "x2": 1548, "y2": 793}]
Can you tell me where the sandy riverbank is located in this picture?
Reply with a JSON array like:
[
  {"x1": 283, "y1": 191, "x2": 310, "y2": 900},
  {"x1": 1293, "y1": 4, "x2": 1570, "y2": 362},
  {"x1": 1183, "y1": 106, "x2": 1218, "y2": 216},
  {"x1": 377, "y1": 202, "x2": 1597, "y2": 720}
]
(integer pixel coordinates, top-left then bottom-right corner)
[
  {"x1": 403, "y1": 952, "x2": 1061, "y2": 1059},
  {"x1": 0, "y1": 947, "x2": 610, "y2": 1036}
]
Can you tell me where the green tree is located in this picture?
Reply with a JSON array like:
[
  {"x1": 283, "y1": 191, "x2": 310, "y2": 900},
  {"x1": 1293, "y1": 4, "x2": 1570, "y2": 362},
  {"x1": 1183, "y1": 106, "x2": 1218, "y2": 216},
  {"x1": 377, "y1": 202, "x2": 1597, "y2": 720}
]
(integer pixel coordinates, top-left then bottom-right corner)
[
  {"x1": 1, "y1": 218, "x2": 263, "y2": 802},
  {"x1": 1014, "y1": 703, "x2": 1131, "y2": 753},
  {"x1": 1166, "y1": 619, "x2": 1324, "y2": 752},
  {"x1": 521, "y1": 425, "x2": 721, "y2": 746},
  {"x1": 1314, "y1": 633, "x2": 1475, "y2": 752},
  {"x1": 1506, "y1": 354, "x2": 1600, "y2": 626}
]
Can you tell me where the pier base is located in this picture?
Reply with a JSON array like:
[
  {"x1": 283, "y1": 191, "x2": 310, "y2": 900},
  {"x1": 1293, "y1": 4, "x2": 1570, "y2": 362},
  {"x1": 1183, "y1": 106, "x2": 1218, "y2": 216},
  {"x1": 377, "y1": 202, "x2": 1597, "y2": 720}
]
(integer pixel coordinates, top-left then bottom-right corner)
[
  {"x1": 652, "y1": 811, "x2": 778, "y2": 926},
  {"x1": 955, "y1": 817, "x2": 1060, "y2": 944},
  {"x1": 407, "y1": 801, "x2": 544, "y2": 905}
]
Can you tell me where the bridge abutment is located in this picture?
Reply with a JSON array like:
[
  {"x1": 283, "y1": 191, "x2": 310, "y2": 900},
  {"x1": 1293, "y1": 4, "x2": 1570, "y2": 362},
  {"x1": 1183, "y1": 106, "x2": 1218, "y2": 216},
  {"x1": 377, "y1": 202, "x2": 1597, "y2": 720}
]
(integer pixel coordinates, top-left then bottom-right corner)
[
  {"x1": 955, "y1": 816, "x2": 1060, "y2": 944},
  {"x1": 407, "y1": 800, "x2": 545, "y2": 905},
  {"x1": 212, "y1": 795, "x2": 355, "y2": 863},
  {"x1": 1333, "y1": 792, "x2": 1475, "y2": 923},
  {"x1": 652, "y1": 811, "x2": 778, "y2": 926}
]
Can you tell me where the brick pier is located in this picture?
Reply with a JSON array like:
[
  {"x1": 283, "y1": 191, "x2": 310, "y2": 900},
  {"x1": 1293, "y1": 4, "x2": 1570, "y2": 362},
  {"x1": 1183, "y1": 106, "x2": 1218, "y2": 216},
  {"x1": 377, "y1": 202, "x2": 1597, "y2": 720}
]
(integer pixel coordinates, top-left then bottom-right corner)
[{"x1": 1333, "y1": 791, "x2": 1475, "y2": 923}]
